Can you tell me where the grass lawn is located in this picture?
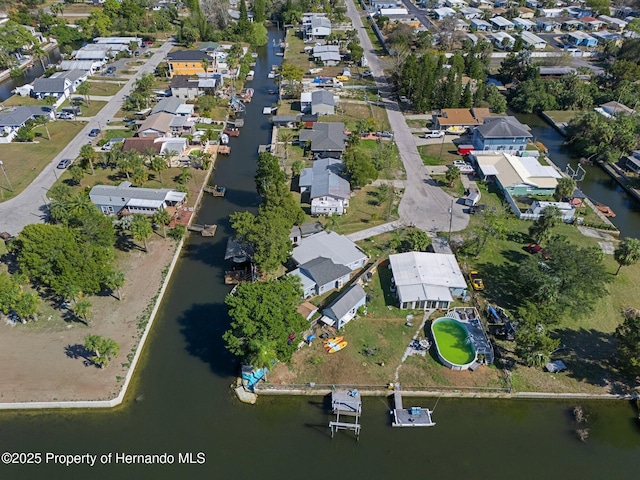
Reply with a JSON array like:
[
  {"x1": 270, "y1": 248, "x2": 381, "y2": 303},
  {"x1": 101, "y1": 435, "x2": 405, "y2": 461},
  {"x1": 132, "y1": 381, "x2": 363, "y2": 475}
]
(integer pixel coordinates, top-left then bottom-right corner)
[
  {"x1": 284, "y1": 29, "x2": 315, "y2": 72},
  {"x1": 405, "y1": 119, "x2": 427, "y2": 129},
  {"x1": 101, "y1": 129, "x2": 135, "y2": 141},
  {"x1": 431, "y1": 319, "x2": 475, "y2": 365},
  {"x1": 59, "y1": 98, "x2": 108, "y2": 117},
  {"x1": 208, "y1": 106, "x2": 229, "y2": 122},
  {"x1": 326, "y1": 185, "x2": 400, "y2": 235},
  {"x1": 357, "y1": 139, "x2": 405, "y2": 180},
  {"x1": 418, "y1": 142, "x2": 459, "y2": 165},
  {"x1": 0, "y1": 121, "x2": 85, "y2": 202},
  {"x1": 86, "y1": 81, "x2": 125, "y2": 96},
  {"x1": 543, "y1": 110, "x2": 585, "y2": 124},
  {"x1": 2, "y1": 95, "x2": 49, "y2": 107}
]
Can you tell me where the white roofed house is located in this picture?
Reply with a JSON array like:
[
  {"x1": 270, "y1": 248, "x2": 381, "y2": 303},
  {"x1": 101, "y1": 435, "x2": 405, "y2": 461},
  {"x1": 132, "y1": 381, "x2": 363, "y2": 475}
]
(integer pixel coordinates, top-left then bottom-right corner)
[
  {"x1": 519, "y1": 31, "x2": 547, "y2": 50},
  {"x1": 389, "y1": 252, "x2": 468, "y2": 310},
  {"x1": 513, "y1": 18, "x2": 536, "y2": 31},
  {"x1": 490, "y1": 16, "x2": 515, "y2": 31},
  {"x1": 299, "y1": 158, "x2": 350, "y2": 216},
  {"x1": 303, "y1": 13, "x2": 332, "y2": 39},
  {"x1": 433, "y1": 7, "x2": 456, "y2": 19},
  {"x1": 89, "y1": 181, "x2": 186, "y2": 216},
  {"x1": 321, "y1": 284, "x2": 367, "y2": 330}
]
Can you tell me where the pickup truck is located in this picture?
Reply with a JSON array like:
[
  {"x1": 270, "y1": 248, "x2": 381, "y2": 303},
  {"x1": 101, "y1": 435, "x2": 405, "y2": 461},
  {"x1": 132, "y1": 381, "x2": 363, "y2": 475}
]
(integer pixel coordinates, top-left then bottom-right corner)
[{"x1": 421, "y1": 130, "x2": 445, "y2": 139}]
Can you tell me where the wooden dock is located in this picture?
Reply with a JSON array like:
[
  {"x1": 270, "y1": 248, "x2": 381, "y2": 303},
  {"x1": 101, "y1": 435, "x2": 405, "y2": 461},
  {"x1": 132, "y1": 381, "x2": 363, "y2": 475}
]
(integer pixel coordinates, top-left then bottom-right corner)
[
  {"x1": 390, "y1": 389, "x2": 436, "y2": 428},
  {"x1": 214, "y1": 145, "x2": 230, "y2": 155},
  {"x1": 224, "y1": 269, "x2": 253, "y2": 285},
  {"x1": 203, "y1": 185, "x2": 226, "y2": 197},
  {"x1": 329, "y1": 390, "x2": 362, "y2": 440},
  {"x1": 187, "y1": 224, "x2": 217, "y2": 237}
]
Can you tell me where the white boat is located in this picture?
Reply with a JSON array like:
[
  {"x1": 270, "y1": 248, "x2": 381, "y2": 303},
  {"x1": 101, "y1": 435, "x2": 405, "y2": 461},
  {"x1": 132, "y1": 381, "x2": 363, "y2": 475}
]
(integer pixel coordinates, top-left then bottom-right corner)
[
  {"x1": 246, "y1": 70, "x2": 255, "y2": 81},
  {"x1": 220, "y1": 133, "x2": 229, "y2": 145},
  {"x1": 267, "y1": 72, "x2": 275, "y2": 79},
  {"x1": 251, "y1": 52, "x2": 258, "y2": 58}
]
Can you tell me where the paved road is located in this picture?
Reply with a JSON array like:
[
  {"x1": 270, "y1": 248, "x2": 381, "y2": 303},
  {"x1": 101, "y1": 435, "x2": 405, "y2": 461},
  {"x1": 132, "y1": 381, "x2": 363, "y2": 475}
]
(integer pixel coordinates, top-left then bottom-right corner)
[
  {"x1": 346, "y1": 0, "x2": 469, "y2": 234},
  {"x1": 0, "y1": 40, "x2": 175, "y2": 235}
]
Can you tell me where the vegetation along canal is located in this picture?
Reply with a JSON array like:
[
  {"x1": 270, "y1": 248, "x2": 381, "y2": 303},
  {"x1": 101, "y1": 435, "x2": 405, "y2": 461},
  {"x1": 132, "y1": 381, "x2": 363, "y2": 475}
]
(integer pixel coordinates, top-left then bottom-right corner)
[{"x1": 0, "y1": 30, "x2": 638, "y2": 480}]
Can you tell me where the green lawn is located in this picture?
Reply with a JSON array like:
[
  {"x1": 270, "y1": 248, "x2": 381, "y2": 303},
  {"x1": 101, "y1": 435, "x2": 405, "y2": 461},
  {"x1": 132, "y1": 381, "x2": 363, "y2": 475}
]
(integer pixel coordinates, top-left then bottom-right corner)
[
  {"x1": 418, "y1": 142, "x2": 459, "y2": 165},
  {"x1": 59, "y1": 98, "x2": 108, "y2": 117},
  {"x1": 284, "y1": 29, "x2": 315, "y2": 72},
  {"x1": 86, "y1": 81, "x2": 125, "y2": 96},
  {"x1": 102, "y1": 129, "x2": 135, "y2": 141},
  {"x1": 543, "y1": 110, "x2": 585, "y2": 124},
  {"x1": 432, "y1": 319, "x2": 475, "y2": 365},
  {"x1": 405, "y1": 119, "x2": 427, "y2": 129},
  {"x1": 0, "y1": 121, "x2": 85, "y2": 202}
]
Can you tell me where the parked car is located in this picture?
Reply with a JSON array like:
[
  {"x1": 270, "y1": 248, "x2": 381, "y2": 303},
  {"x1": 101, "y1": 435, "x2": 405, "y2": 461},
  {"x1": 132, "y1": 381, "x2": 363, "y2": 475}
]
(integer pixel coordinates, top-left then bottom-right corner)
[
  {"x1": 56, "y1": 158, "x2": 73, "y2": 169},
  {"x1": 89, "y1": 128, "x2": 101, "y2": 137},
  {"x1": 421, "y1": 130, "x2": 445, "y2": 139},
  {"x1": 399, "y1": 95, "x2": 410, "y2": 103},
  {"x1": 525, "y1": 243, "x2": 551, "y2": 260},
  {"x1": 134, "y1": 50, "x2": 140, "y2": 57},
  {"x1": 468, "y1": 270, "x2": 484, "y2": 291},
  {"x1": 105, "y1": 66, "x2": 116, "y2": 75},
  {"x1": 57, "y1": 112, "x2": 74, "y2": 120},
  {"x1": 452, "y1": 160, "x2": 474, "y2": 173}
]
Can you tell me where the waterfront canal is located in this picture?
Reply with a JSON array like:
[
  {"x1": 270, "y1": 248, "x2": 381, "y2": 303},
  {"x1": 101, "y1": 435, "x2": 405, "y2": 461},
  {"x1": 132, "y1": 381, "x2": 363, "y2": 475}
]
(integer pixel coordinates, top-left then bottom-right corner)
[
  {"x1": 0, "y1": 31, "x2": 638, "y2": 480},
  {"x1": 0, "y1": 48, "x2": 62, "y2": 102}
]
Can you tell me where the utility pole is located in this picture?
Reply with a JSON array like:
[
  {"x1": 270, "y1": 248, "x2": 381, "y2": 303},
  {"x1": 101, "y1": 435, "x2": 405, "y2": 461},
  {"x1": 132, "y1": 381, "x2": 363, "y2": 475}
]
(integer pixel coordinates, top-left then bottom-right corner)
[
  {"x1": 448, "y1": 198, "x2": 453, "y2": 242},
  {"x1": 0, "y1": 160, "x2": 13, "y2": 192}
]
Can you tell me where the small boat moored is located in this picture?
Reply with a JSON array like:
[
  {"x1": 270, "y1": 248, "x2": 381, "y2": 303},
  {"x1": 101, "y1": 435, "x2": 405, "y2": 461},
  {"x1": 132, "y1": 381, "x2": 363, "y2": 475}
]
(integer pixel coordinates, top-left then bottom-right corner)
[{"x1": 596, "y1": 204, "x2": 616, "y2": 217}]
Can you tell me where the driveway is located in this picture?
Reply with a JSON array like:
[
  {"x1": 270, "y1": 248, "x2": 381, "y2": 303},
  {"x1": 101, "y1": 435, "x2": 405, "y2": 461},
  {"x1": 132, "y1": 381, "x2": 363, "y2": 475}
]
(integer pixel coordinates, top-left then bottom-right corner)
[
  {"x1": 346, "y1": 0, "x2": 468, "y2": 234},
  {"x1": 0, "y1": 40, "x2": 175, "y2": 236}
]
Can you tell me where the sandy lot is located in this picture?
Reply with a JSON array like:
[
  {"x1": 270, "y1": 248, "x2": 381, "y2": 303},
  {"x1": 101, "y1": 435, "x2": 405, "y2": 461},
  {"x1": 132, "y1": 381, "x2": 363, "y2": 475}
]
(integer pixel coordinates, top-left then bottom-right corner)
[{"x1": 0, "y1": 238, "x2": 176, "y2": 403}]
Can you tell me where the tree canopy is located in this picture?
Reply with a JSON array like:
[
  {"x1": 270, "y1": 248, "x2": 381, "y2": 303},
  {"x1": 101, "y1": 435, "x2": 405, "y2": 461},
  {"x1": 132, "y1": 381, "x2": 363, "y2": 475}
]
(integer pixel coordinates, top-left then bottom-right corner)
[
  {"x1": 615, "y1": 308, "x2": 640, "y2": 377},
  {"x1": 223, "y1": 276, "x2": 306, "y2": 366}
]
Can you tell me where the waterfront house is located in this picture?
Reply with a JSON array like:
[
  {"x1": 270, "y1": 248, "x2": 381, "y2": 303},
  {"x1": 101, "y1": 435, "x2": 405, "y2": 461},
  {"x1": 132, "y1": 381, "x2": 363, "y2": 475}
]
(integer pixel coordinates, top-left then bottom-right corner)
[
  {"x1": 166, "y1": 50, "x2": 214, "y2": 78},
  {"x1": 471, "y1": 116, "x2": 532, "y2": 152},
  {"x1": 624, "y1": 151, "x2": 640, "y2": 173},
  {"x1": 321, "y1": 284, "x2": 367, "y2": 329},
  {"x1": 122, "y1": 137, "x2": 188, "y2": 159},
  {"x1": 289, "y1": 221, "x2": 324, "y2": 245},
  {"x1": 470, "y1": 152, "x2": 561, "y2": 197},
  {"x1": 289, "y1": 257, "x2": 353, "y2": 298},
  {"x1": 389, "y1": 252, "x2": 468, "y2": 310},
  {"x1": 94, "y1": 36, "x2": 142, "y2": 48},
  {"x1": 432, "y1": 107, "x2": 491, "y2": 130},
  {"x1": 595, "y1": 101, "x2": 635, "y2": 118},
  {"x1": 303, "y1": 13, "x2": 332, "y2": 39},
  {"x1": 311, "y1": 90, "x2": 336, "y2": 116},
  {"x1": 151, "y1": 97, "x2": 195, "y2": 117},
  {"x1": 33, "y1": 69, "x2": 87, "y2": 101},
  {"x1": 0, "y1": 106, "x2": 54, "y2": 143},
  {"x1": 292, "y1": 231, "x2": 368, "y2": 271},
  {"x1": 170, "y1": 74, "x2": 222, "y2": 100},
  {"x1": 528, "y1": 200, "x2": 575, "y2": 222},
  {"x1": 89, "y1": 181, "x2": 186, "y2": 215},
  {"x1": 137, "y1": 112, "x2": 175, "y2": 137},
  {"x1": 298, "y1": 122, "x2": 348, "y2": 158},
  {"x1": 299, "y1": 157, "x2": 350, "y2": 216}
]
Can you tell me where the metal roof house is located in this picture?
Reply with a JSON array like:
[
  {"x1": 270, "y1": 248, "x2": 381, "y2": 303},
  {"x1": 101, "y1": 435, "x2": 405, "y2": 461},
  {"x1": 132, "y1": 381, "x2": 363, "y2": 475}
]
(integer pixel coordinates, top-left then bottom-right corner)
[
  {"x1": 519, "y1": 31, "x2": 547, "y2": 50},
  {"x1": 33, "y1": 69, "x2": 88, "y2": 101},
  {"x1": 298, "y1": 122, "x2": 348, "y2": 158},
  {"x1": 89, "y1": 181, "x2": 186, "y2": 215},
  {"x1": 170, "y1": 74, "x2": 223, "y2": 100},
  {"x1": 151, "y1": 97, "x2": 195, "y2": 116},
  {"x1": 288, "y1": 256, "x2": 353, "y2": 298},
  {"x1": 138, "y1": 112, "x2": 175, "y2": 137},
  {"x1": 299, "y1": 157, "x2": 350, "y2": 216},
  {"x1": 0, "y1": 106, "x2": 54, "y2": 143},
  {"x1": 311, "y1": 90, "x2": 336, "y2": 116},
  {"x1": 471, "y1": 116, "x2": 532, "y2": 152},
  {"x1": 389, "y1": 252, "x2": 467, "y2": 310},
  {"x1": 303, "y1": 13, "x2": 332, "y2": 38},
  {"x1": 292, "y1": 231, "x2": 368, "y2": 271},
  {"x1": 490, "y1": 16, "x2": 514, "y2": 30},
  {"x1": 321, "y1": 283, "x2": 367, "y2": 329}
]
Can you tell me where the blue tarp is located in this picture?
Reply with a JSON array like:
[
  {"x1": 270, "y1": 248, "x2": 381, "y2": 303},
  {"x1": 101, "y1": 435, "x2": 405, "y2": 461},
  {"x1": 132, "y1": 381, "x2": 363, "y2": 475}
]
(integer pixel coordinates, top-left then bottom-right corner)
[{"x1": 488, "y1": 306, "x2": 500, "y2": 322}]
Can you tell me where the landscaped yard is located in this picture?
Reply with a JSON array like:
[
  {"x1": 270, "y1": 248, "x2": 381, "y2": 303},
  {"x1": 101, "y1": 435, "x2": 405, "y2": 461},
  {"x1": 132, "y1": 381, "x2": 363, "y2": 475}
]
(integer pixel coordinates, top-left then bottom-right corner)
[
  {"x1": 0, "y1": 121, "x2": 85, "y2": 201},
  {"x1": 325, "y1": 185, "x2": 400, "y2": 235}
]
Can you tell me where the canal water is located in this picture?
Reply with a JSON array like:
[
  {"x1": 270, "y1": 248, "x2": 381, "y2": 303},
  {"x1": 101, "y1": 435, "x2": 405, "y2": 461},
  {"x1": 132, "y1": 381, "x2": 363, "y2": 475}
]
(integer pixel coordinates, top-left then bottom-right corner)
[
  {"x1": 517, "y1": 113, "x2": 640, "y2": 239},
  {"x1": 0, "y1": 31, "x2": 638, "y2": 479},
  {"x1": 0, "y1": 48, "x2": 62, "y2": 102}
]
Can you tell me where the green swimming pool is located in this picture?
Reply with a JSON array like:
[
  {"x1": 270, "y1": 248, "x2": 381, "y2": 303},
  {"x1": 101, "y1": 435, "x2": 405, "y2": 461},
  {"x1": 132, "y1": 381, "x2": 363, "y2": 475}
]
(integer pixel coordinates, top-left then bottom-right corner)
[{"x1": 431, "y1": 318, "x2": 476, "y2": 369}]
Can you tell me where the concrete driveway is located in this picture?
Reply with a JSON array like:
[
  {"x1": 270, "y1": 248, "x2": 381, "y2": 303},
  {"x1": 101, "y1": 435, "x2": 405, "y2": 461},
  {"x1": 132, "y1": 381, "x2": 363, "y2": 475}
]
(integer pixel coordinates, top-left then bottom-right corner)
[
  {"x1": 346, "y1": 0, "x2": 469, "y2": 234},
  {"x1": 0, "y1": 40, "x2": 175, "y2": 235}
]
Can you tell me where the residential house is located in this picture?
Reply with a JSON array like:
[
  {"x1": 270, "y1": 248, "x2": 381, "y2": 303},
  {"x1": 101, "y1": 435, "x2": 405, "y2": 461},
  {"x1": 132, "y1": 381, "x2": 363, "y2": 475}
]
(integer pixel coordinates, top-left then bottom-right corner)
[
  {"x1": 271, "y1": 115, "x2": 300, "y2": 127},
  {"x1": 59, "y1": 60, "x2": 102, "y2": 73},
  {"x1": 595, "y1": 101, "x2": 635, "y2": 118},
  {"x1": 151, "y1": 97, "x2": 195, "y2": 117},
  {"x1": 300, "y1": 91, "x2": 313, "y2": 112},
  {"x1": 311, "y1": 90, "x2": 336, "y2": 116},
  {"x1": 624, "y1": 151, "x2": 640, "y2": 173},
  {"x1": 470, "y1": 19, "x2": 492, "y2": 31},
  {"x1": 565, "y1": 31, "x2": 598, "y2": 47},
  {"x1": 470, "y1": 0, "x2": 493, "y2": 8},
  {"x1": 321, "y1": 284, "x2": 367, "y2": 329},
  {"x1": 493, "y1": 0, "x2": 508, "y2": 7},
  {"x1": 445, "y1": 0, "x2": 468, "y2": 8},
  {"x1": 460, "y1": 6, "x2": 483, "y2": 19},
  {"x1": 94, "y1": 36, "x2": 142, "y2": 48},
  {"x1": 33, "y1": 69, "x2": 87, "y2": 101},
  {"x1": 519, "y1": 31, "x2": 547, "y2": 49},
  {"x1": 73, "y1": 46, "x2": 111, "y2": 62},
  {"x1": 490, "y1": 16, "x2": 515, "y2": 30},
  {"x1": 169, "y1": 115, "x2": 195, "y2": 135},
  {"x1": 536, "y1": 18, "x2": 561, "y2": 32},
  {"x1": 528, "y1": 200, "x2": 575, "y2": 222},
  {"x1": 432, "y1": 107, "x2": 491, "y2": 130},
  {"x1": 299, "y1": 157, "x2": 350, "y2": 216},
  {"x1": 289, "y1": 221, "x2": 324, "y2": 245},
  {"x1": 561, "y1": 19, "x2": 583, "y2": 31},
  {"x1": 89, "y1": 181, "x2": 186, "y2": 215},
  {"x1": 166, "y1": 50, "x2": 214, "y2": 78},
  {"x1": 591, "y1": 30, "x2": 622, "y2": 46},
  {"x1": 433, "y1": 7, "x2": 457, "y2": 19},
  {"x1": 491, "y1": 32, "x2": 515, "y2": 49},
  {"x1": 471, "y1": 116, "x2": 532, "y2": 152},
  {"x1": 312, "y1": 45, "x2": 341, "y2": 65},
  {"x1": 298, "y1": 122, "x2": 348, "y2": 158},
  {"x1": 470, "y1": 152, "x2": 561, "y2": 196},
  {"x1": 137, "y1": 112, "x2": 175, "y2": 137},
  {"x1": 122, "y1": 136, "x2": 188, "y2": 158},
  {"x1": 389, "y1": 252, "x2": 468, "y2": 310},
  {"x1": 170, "y1": 74, "x2": 222, "y2": 100},
  {"x1": 370, "y1": 0, "x2": 397, "y2": 8},
  {"x1": 289, "y1": 257, "x2": 352, "y2": 298},
  {"x1": 303, "y1": 13, "x2": 332, "y2": 38},
  {"x1": 539, "y1": 66, "x2": 578, "y2": 77},
  {"x1": 517, "y1": 7, "x2": 535, "y2": 19},
  {"x1": 580, "y1": 16, "x2": 605, "y2": 30},
  {"x1": 541, "y1": 8, "x2": 564, "y2": 17},
  {"x1": 292, "y1": 231, "x2": 369, "y2": 272},
  {"x1": 598, "y1": 15, "x2": 627, "y2": 31},
  {"x1": 0, "y1": 106, "x2": 54, "y2": 143},
  {"x1": 513, "y1": 18, "x2": 536, "y2": 30},
  {"x1": 378, "y1": 8, "x2": 409, "y2": 16}
]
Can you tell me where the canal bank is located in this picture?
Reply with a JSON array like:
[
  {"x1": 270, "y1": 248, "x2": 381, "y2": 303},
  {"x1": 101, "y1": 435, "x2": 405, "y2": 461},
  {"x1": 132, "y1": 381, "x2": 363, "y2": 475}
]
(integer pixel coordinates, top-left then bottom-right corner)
[{"x1": 0, "y1": 30, "x2": 638, "y2": 480}]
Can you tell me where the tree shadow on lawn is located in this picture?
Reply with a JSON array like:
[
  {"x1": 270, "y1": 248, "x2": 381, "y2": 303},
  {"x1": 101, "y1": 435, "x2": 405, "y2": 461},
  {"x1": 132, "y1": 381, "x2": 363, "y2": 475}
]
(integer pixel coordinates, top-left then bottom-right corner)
[
  {"x1": 553, "y1": 327, "x2": 631, "y2": 394},
  {"x1": 64, "y1": 343, "x2": 95, "y2": 367},
  {"x1": 476, "y1": 257, "x2": 522, "y2": 311},
  {"x1": 375, "y1": 260, "x2": 399, "y2": 309}
]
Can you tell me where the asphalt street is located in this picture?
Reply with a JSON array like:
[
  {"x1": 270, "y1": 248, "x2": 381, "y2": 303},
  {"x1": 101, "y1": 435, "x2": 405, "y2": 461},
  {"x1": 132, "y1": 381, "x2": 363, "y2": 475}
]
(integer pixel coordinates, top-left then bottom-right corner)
[{"x1": 0, "y1": 40, "x2": 175, "y2": 235}]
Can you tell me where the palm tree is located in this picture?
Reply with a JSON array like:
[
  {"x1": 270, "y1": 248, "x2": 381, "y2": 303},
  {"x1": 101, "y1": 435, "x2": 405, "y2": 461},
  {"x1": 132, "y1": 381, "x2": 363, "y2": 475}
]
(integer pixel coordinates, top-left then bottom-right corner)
[
  {"x1": 131, "y1": 213, "x2": 153, "y2": 252},
  {"x1": 178, "y1": 167, "x2": 193, "y2": 185},
  {"x1": 84, "y1": 335, "x2": 119, "y2": 368},
  {"x1": 49, "y1": 200, "x2": 70, "y2": 225},
  {"x1": 67, "y1": 193, "x2": 93, "y2": 216},
  {"x1": 117, "y1": 154, "x2": 134, "y2": 181},
  {"x1": 150, "y1": 156, "x2": 167, "y2": 183},
  {"x1": 31, "y1": 42, "x2": 48, "y2": 70},
  {"x1": 76, "y1": 81, "x2": 91, "y2": 105},
  {"x1": 79, "y1": 143, "x2": 96, "y2": 175},
  {"x1": 73, "y1": 298, "x2": 92, "y2": 325},
  {"x1": 68, "y1": 165, "x2": 85, "y2": 185},
  {"x1": 201, "y1": 57, "x2": 210, "y2": 78},
  {"x1": 131, "y1": 165, "x2": 149, "y2": 186},
  {"x1": 278, "y1": 129, "x2": 294, "y2": 165},
  {"x1": 35, "y1": 115, "x2": 51, "y2": 140},
  {"x1": 614, "y1": 237, "x2": 640, "y2": 275},
  {"x1": 153, "y1": 208, "x2": 171, "y2": 238},
  {"x1": 105, "y1": 269, "x2": 125, "y2": 301}
]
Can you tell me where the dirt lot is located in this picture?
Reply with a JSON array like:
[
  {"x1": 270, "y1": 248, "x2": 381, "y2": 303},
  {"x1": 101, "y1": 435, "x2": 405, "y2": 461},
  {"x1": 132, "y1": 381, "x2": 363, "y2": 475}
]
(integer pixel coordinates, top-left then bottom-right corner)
[{"x1": 0, "y1": 237, "x2": 177, "y2": 403}]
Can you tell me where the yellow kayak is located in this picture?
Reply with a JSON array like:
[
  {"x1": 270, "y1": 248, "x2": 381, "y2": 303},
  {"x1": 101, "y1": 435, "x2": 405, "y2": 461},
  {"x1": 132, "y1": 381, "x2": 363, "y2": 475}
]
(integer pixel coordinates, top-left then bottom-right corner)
[
  {"x1": 327, "y1": 341, "x2": 348, "y2": 354},
  {"x1": 323, "y1": 336, "x2": 343, "y2": 346}
]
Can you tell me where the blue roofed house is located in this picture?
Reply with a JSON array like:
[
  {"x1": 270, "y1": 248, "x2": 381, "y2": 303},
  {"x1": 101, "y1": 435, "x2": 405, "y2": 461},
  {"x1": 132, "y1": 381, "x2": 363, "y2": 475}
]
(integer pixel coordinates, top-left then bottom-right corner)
[
  {"x1": 299, "y1": 158, "x2": 350, "y2": 216},
  {"x1": 471, "y1": 116, "x2": 532, "y2": 152},
  {"x1": 289, "y1": 257, "x2": 353, "y2": 298},
  {"x1": 321, "y1": 283, "x2": 367, "y2": 329}
]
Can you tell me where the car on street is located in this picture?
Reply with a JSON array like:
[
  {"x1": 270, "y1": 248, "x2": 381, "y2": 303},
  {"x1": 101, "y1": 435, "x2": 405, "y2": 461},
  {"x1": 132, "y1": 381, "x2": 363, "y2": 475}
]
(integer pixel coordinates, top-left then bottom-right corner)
[
  {"x1": 89, "y1": 128, "x2": 101, "y2": 137},
  {"x1": 56, "y1": 159, "x2": 72, "y2": 169},
  {"x1": 525, "y1": 243, "x2": 551, "y2": 260},
  {"x1": 421, "y1": 130, "x2": 445, "y2": 139},
  {"x1": 452, "y1": 160, "x2": 474, "y2": 173},
  {"x1": 105, "y1": 66, "x2": 116, "y2": 75},
  {"x1": 468, "y1": 270, "x2": 484, "y2": 291}
]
